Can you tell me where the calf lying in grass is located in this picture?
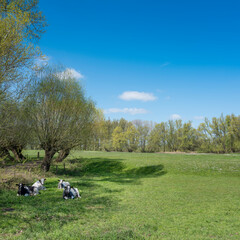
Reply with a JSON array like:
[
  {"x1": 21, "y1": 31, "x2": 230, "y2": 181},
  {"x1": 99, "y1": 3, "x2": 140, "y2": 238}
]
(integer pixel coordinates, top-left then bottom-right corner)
[
  {"x1": 16, "y1": 183, "x2": 39, "y2": 196},
  {"x1": 63, "y1": 185, "x2": 81, "y2": 199},
  {"x1": 58, "y1": 179, "x2": 70, "y2": 189},
  {"x1": 32, "y1": 178, "x2": 46, "y2": 192}
]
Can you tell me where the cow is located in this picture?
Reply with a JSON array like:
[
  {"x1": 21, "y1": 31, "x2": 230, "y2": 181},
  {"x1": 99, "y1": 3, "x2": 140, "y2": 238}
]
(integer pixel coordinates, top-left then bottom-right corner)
[
  {"x1": 63, "y1": 185, "x2": 81, "y2": 199},
  {"x1": 16, "y1": 183, "x2": 38, "y2": 196},
  {"x1": 32, "y1": 178, "x2": 46, "y2": 192},
  {"x1": 58, "y1": 179, "x2": 70, "y2": 189}
]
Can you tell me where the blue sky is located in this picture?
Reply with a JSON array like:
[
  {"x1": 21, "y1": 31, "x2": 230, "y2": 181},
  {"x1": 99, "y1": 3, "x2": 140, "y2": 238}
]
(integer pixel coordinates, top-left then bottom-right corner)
[{"x1": 38, "y1": 0, "x2": 240, "y2": 126}]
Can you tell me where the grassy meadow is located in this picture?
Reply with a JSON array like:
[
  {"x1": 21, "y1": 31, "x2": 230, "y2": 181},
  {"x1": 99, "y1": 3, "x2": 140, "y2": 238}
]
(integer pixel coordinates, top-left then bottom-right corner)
[{"x1": 0, "y1": 151, "x2": 240, "y2": 239}]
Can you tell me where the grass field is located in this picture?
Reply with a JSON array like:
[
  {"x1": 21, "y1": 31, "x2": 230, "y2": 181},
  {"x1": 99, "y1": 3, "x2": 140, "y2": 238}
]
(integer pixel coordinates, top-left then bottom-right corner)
[{"x1": 1, "y1": 151, "x2": 240, "y2": 239}]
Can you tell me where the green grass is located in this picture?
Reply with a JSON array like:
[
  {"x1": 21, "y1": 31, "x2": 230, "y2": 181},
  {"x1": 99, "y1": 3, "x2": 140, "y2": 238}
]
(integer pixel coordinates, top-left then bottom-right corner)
[{"x1": 1, "y1": 151, "x2": 240, "y2": 239}]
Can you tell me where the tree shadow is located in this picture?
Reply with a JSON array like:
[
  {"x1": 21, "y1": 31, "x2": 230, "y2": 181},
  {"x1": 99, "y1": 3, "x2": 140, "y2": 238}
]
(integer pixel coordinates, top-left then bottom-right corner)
[
  {"x1": 54, "y1": 157, "x2": 166, "y2": 185},
  {"x1": 100, "y1": 164, "x2": 166, "y2": 185},
  {"x1": 55, "y1": 158, "x2": 125, "y2": 177}
]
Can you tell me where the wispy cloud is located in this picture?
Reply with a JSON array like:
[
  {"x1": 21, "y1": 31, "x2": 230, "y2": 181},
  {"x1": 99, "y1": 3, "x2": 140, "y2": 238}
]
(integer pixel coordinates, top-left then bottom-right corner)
[
  {"x1": 170, "y1": 114, "x2": 181, "y2": 120},
  {"x1": 194, "y1": 116, "x2": 204, "y2": 120},
  {"x1": 104, "y1": 108, "x2": 148, "y2": 115},
  {"x1": 119, "y1": 91, "x2": 157, "y2": 102}
]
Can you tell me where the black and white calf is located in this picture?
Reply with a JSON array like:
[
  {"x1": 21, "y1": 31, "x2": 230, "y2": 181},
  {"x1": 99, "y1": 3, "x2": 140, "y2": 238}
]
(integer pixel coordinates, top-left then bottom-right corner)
[
  {"x1": 32, "y1": 178, "x2": 46, "y2": 192},
  {"x1": 16, "y1": 183, "x2": 38, "y2": 196},
  {"x1": 63, "y1": 185, "x2": 81, "y2": 199},
  {"x1": 58, "y1": 179, "x2": 70, "y2": 189}
]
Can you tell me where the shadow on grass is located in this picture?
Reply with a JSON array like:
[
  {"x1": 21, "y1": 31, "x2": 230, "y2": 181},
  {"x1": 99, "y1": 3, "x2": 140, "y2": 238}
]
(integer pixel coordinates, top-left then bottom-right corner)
[
  {"x1": 101, "y1": 164, "x2": 166, "y2": 185},
  {"x1": 55, "y1": 158, "x2": 125, "y2": 177},
  {"x1": 54, "y1": 157, "x2": 166, "y2": 185}
]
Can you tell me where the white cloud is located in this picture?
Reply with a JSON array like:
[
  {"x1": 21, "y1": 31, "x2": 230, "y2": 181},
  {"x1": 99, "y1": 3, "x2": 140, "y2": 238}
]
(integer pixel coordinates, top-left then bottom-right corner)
[
  {"x1": 57, "y1": 68, "x2": 84, "y2": 80},
  {"x1": 194, "y1": 116, "x2": 204, "y2": 120},
  {"x1": 64, "y1": 68, "x2": 84, "y2": 79},
  {"x1": 104, "y1": 108, "x2": 148, "y2": 115},
  {"x1": 170, "y1": 114, "x2": 182, "y2": 120},
  {"x1": 119, "y1": 91, "x2": 157, "y2": 102}
]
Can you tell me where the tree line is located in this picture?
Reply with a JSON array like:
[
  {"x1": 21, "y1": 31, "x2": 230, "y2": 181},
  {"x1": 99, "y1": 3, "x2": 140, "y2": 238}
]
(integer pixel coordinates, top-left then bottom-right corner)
[{"x1": 88, "y1": 115, "x2": 240, "y2": 154}]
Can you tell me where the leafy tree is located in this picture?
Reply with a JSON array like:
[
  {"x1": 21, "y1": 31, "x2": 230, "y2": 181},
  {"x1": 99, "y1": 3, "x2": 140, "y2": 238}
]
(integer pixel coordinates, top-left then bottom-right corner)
[
  {"x1": 166, "y1": 120, "x2": 178, "y2": 151},
  {"x1": 148, "y1": 122, "x2": 167, "y2": 152},
  {"x1": 0, "y1": 0, "x2": 46, "y2": 90},
  {"x1": 112, "y1": 126, "x2": 127, "y2": 152},
  {"x1": 0, "y1": 99, "x2": 30, "y2": 161},
  {"x1": 132, "y1": 120, "x2": 152, "y2": 152},
  {"x1": 0, "y1": 0, "x2": 46, "y2": 162},
  {"x1": 26, "y1": 66, "x2": 95, "y2": 171},
  {"x1": 125, "y1": 124, "x2": 139, "y2": 152},
  {"x1": 100, "y1": 118, "x2": 118, "y2": 152},
  {"x1": 90, "y1": 110, "x2": 108, "y2": 151},
  {"x1": 179, "y1": 122, "x2": 198, "y2": 151}
]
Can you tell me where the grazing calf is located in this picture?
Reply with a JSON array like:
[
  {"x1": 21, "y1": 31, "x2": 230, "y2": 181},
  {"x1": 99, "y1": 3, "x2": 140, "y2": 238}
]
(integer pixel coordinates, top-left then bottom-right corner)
[
  {"x1": 16, "y1": 183, "x2": 38, "y2": 196},
  {"x1": 58, "y1": 179, "x2": 70, "y2": 189},
  {"x1": 63, "y1": 185, "x2": 81, "y2": 199}
]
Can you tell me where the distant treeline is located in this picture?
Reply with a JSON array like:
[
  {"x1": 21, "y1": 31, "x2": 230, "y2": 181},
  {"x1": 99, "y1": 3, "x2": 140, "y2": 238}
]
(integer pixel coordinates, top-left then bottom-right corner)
[{"x1": 86, "y1": 114, "x2": 240, "y2": 153}]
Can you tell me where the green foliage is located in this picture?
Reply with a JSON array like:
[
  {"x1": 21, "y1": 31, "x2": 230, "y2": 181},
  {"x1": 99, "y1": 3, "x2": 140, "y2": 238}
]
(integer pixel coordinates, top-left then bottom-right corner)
[
  {"x1": 125, "y1": 124, "x2": 139, "y2": 152},
  {"x1": 148, "y1": 122, "x2": 167, "y2": 152},
  {"x1": 0, "y1": 0, "x2": 47, "y2": 162},
  {"x1": 0, "y1": 0, "x2": 46, "y2": 87},
  {"x1": 88, "y1": 114, "x2": 240, "y2": 154},
  {"x1": 112, "y1": 126, "x2": 127, "y2": 151}
]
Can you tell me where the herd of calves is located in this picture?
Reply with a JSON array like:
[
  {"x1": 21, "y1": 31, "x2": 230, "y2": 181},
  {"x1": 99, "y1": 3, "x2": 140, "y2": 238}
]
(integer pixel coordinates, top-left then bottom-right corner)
[{"x1": 16, "y1": 179, "x2": 81, "y2": 199}]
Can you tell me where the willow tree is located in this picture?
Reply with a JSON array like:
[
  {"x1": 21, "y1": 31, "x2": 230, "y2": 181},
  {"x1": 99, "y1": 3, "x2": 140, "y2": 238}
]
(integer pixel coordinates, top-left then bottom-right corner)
[
  {"x1": 0, "y1": 98, "x2": 30, "y2": 161},
  {"x1": 26, "y1": 66, "x2": 96, "y2": 171}
]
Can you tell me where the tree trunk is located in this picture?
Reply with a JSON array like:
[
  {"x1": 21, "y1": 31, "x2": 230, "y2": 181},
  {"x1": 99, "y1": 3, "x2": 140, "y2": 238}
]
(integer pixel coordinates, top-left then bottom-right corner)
[
  {"x1": 55, "y1": 149, "x2": 70, "y2": 162},
  {"x1": 41, "y1": 149, "x2": 56, "y2": 171},
  {"x1": 0, "y1": 147, "x2": 14, "y2": 161},
  {"x1": 10, "y1": 146, "x2": 26, "y2": 162}
]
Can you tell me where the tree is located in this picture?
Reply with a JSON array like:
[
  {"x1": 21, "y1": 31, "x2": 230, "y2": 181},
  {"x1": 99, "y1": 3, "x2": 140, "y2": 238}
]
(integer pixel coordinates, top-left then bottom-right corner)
[
  {"x1": 90, "y1": 110, "x2": 108, "y2": 151},
  {"x1": 0, "y1": 98, "x2": 30, "y2": 161},
  {"x1": 0, "y1": 0, "x2": 47, "y2": 90},
  {"x1": 179, "y1": 122, "x2": 198, "y2": 151},
  {"x1": 0, "y1": 0, "x2": 47, "y2": 162},
  {"x1": 148, "y1": 122, "x2": 167, "y2": 152},
  {"x1": 166, "y1": 120, "x2": 178, "y2": 151},
  {"x1": 101, "y1": 119, "x2": 116, "y2": 151},
  {"x1": 112, "y1": 126, "x2": 127, "y2": 152},
  {"x1": 125, "y1": 124, "x2": 139, "y2": 152},
  {"x1": 26, "y1": 66, "x2": 95, "y2": 171},
  {"x1": 132, "y1": 120, "x2": 152, "y2": 152}
]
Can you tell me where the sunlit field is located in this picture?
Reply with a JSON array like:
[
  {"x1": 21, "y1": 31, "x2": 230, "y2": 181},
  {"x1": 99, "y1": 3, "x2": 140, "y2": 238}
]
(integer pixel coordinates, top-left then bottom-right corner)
[{"x1": 1, "y1": 151, "x2": 240, "y2": 239}]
